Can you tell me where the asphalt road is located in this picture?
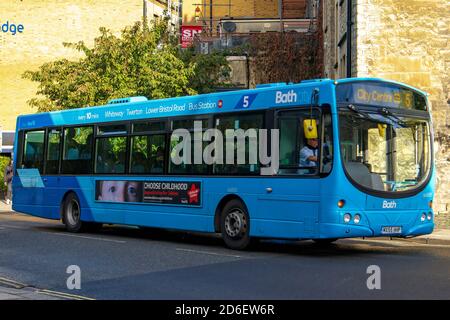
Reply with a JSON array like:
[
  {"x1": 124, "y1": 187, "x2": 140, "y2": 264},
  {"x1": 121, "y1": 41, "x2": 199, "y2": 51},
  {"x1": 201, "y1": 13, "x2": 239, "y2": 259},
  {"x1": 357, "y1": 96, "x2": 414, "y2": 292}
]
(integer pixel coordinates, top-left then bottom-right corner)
[{"x1": 0, "y1": 212, "x2": 449, "y2": 300}]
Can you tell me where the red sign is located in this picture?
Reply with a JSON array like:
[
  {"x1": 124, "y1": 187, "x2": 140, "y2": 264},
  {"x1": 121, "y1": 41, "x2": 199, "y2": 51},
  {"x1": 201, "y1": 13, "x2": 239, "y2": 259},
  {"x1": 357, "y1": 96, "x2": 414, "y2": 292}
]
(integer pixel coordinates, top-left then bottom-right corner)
[{"x1": 181, "y1": 25, "x2": 202, "y2": 48}]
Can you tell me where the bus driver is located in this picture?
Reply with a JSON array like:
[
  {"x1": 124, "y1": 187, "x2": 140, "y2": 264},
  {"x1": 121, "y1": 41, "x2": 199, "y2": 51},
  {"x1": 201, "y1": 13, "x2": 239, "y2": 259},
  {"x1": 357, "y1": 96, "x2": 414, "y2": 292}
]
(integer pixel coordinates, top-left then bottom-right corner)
[{"x1": 300, "y1": 138, "x2": 319, "y2": 168}]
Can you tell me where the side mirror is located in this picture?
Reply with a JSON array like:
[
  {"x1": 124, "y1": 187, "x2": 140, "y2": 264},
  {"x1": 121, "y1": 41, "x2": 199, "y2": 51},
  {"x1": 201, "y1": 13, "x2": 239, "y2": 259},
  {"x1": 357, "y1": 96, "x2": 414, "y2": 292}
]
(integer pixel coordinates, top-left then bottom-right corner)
[{"x1": 303, "y1": 119, "x2": 318, "y2": 139}]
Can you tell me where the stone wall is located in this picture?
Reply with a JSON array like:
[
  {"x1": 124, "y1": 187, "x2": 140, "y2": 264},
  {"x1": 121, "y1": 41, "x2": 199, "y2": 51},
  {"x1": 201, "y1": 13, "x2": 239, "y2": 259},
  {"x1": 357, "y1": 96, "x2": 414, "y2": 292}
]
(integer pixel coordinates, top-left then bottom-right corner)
[
  {"x1": 322, "y1": 0, "x2": 358, "y2": 79},
  {"x1": 0, "y1": 0, "x2": 164, "y2": 132},
  {"x1": 354, "y1": 0, "x2": 450, "y2": 227}
]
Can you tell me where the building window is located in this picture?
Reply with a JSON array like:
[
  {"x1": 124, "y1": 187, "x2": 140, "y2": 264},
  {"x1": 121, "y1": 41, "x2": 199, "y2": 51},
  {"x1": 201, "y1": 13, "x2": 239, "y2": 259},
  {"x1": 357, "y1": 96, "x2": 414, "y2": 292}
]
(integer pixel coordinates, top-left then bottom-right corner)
[{"x1": 340, "y1": 53, "x2": 346, "y2": 78}]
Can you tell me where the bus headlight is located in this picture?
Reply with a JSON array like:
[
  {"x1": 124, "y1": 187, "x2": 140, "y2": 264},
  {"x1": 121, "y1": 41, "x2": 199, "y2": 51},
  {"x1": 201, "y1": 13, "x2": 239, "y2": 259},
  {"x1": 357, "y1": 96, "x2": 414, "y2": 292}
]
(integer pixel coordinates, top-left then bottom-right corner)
[
  {"x1": 344, "y1": 213, "x2": 352, "y2": 223},
  {"x1": 427, "y1": 212, "x2": 432, "y2": 221},
  {"x1": 421, "y1": 213, "x2": 426, "y2": 222},
  {"x1": 354, "y1": 214, "x2": 361, "y2": 224}
]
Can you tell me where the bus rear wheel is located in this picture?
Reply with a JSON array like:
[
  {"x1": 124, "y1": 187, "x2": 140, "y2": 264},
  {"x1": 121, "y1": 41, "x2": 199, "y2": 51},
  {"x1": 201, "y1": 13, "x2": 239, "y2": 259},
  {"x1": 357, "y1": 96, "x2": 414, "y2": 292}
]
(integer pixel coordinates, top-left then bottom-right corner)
[
  {"x1": 63, "y1": 193, "x2": 101, "y2": 233},
  {"x1": 220, "y1": 199, "x2": 251, "y2": 250}
]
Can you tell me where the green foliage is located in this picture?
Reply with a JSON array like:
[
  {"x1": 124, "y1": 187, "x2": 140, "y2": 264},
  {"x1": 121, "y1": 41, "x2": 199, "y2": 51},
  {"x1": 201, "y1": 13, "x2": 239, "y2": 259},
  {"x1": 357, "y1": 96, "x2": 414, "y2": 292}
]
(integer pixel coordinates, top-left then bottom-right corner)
[
  {"x1": 23, "y1": 18, "x2": 231, "y2": 112},
  {"x1": 0, "y1": 156, "x2": 11, "y2": 194},
  {"x1": 180, "y1": 47, "x2": 232, "y2": 94}
]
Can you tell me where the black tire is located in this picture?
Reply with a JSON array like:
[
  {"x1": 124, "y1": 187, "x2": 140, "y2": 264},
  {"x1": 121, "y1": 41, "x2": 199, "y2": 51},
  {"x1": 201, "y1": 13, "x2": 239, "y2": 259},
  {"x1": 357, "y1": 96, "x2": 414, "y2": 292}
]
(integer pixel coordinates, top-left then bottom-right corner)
[
  {"x1": 62, "y1": 193, "x2": 101, "y2": 233},
  {"x1": 220, "y1": 199, "x2": 251, "y2": 250},
  {"x1": 139, "y1": 226, "x2": 166, "y2": 236},
  {"x1": 313, "y1": 238, "x2": 338, "y2": 246}
]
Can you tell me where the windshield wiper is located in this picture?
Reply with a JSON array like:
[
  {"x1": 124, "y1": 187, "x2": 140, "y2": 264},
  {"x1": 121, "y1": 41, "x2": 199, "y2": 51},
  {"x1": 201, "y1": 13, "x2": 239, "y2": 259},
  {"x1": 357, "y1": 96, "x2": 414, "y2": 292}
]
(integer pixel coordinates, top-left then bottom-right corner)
[
  {"x1": 347, "y1": 104, "x2": 372, "y2": 119},
  {"x1": 346, "y1": 104, "x2": 391, "y2": 125},
  {"x1": 378, "y1": 107, "x2": 407, "y2": 128}
]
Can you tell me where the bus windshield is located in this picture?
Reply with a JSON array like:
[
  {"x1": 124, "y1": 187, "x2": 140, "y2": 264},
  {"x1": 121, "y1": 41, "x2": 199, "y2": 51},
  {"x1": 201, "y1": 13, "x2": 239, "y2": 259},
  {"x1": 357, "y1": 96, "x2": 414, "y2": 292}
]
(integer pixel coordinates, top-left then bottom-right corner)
[{"x1": 339, "y1": 109, "x2": 431, "y2": 193}]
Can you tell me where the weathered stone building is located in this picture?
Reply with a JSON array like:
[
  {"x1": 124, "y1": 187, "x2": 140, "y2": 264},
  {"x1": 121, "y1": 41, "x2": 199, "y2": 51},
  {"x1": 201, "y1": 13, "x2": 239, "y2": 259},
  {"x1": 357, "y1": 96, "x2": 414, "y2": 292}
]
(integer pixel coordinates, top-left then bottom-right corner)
[
  {"x1": 0, "y1": 0, "x2": 176, "y2": 133},
  {"x1": 323, "y1": 0, "x2": 450, "y2": 227}
]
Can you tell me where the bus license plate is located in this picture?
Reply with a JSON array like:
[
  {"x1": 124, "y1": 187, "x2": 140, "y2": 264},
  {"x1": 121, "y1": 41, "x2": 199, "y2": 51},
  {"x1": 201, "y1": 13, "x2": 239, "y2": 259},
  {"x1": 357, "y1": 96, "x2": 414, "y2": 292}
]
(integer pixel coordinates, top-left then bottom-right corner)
[{"x1": 381, "y1": 226, "x2": 402, "y2": 234}]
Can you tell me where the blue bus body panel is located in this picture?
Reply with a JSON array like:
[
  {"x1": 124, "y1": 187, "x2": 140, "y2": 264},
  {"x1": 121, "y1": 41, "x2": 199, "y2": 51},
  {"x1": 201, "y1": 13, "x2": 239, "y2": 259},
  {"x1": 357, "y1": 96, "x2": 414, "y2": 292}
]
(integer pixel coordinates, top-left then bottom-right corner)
[
  {"x1": 13, "y1": 78, "x2": 435, "y2": 240},
  {"x1": 16, "y1": 81, "x2": 335, "y2": 130}
]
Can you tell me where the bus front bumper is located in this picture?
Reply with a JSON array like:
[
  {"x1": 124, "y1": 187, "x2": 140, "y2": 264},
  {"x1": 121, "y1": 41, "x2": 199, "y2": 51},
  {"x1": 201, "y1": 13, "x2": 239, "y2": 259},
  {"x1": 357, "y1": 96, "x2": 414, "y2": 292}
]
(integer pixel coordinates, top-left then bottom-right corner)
[{"x1": 319, "y1": 210, "x2": 435, "y2": 239}]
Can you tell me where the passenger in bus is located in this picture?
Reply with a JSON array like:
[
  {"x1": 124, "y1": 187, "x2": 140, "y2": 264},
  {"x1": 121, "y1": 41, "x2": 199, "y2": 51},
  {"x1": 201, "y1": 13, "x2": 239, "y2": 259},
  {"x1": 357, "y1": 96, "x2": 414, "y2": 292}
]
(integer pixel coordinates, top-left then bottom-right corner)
[
  {"x1": 152, "y1": 147, "x2": 165, "y2": 173},
  {"x1": 66, "y1": 129, "x2": 80, "y2": 160},
  {"x1": 80, "y1": 134, "x2": 93, "y2": 159},
  {"x1": 132, "y1": 153, "x2": 147, "y2": 173},
  {"x1": 114, "y1": 152, "x2": 126, "y2": 173}
]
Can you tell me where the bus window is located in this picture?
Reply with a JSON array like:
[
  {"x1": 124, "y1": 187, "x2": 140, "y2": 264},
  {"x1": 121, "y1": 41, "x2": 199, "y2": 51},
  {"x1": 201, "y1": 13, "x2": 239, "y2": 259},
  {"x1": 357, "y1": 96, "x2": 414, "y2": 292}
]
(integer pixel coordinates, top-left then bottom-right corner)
[
  {"x1": 96, "y1": 136, "x2": 127, "y2": 174},
  {"x1": 169, "y1": 117, "x2": 209, "y2": 175},
  {"x1": 172, "y1": 119, "x2": 208, "y2": 131},
  {"x1": 321, "y1": 113, "x2": 333, "y2": 174},
  {"x1": 277, "y1": 109, "x2": 329, "y2": 175},
  {"x1": 214, "y1": 113, "x2": 263, "y2": 175},
  {"x1": 133, "y1": 121, "x2": 166, "y2": 133},
  {"x1": 98, "y1": 124, "x2": 128, "y2": 135},
  {"x1": 130, "y1": 135, "x2": 166, "y2": 174},
  {"x1": 46, "y1": 129, "x2": 61, "y2": 174},
  {"x1": 62, "y1": 126, "x2": 94, "y2": 174},
  {"x1": 169, "y1": 132, "x2": 209, "y2": 174},
  {"x1": 22, "y1": 130, "x2": 45, "y2": 173}
]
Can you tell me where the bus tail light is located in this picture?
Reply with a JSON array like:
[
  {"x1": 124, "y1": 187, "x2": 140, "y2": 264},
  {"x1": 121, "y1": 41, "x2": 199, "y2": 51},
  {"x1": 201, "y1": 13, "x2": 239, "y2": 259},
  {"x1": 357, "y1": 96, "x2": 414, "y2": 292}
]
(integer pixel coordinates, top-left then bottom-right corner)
[
  {"x1": 428, "y1": 200, "x2": 433, "y2": 209},
  {"x1": 338, "y1": 200, "x2": 346, "y2": 208},
  {"x1": 427, "y1": 212, "x2": 432, "y2": 221},
  {"x1": 354, "y1": 214, "x2": 361, "y2": 224}
]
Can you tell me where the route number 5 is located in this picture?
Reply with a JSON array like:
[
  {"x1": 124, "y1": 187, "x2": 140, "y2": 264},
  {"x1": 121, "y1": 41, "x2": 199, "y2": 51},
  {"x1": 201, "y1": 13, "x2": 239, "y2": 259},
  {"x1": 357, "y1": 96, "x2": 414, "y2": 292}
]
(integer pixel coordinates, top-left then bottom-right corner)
[{"x1": 243, "y1": 96, "x2": 249, "y2": 108}]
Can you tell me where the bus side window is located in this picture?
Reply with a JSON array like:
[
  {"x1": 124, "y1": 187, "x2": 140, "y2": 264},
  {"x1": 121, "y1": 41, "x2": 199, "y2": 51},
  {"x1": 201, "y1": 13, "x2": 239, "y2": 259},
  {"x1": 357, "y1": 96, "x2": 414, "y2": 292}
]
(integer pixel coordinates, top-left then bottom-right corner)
[
  {"x1": 321, "y1": 113, "x2": 333, "y2": 174},
  {"x1": 168, "y1": 118, "x2": 209, "y2": 175},
  {"x1": 22, "y1": 130, "x2": 45, "y2": 173},
  {"x1": 277, "y1": 109, "x2": 323, "y2": 175},
  {"x1": 130, "y1": 134, "x2": 166, "y2": 174},
  {"x1": 95, "y1": 136, "x2": 127, "y2": 174},
  {"x1": 62, "y1": 126, "x2": 94, "y2": 174},
  {"x1": 46, "y1": 129, "x2": 61, "y2": 174},
  {"x1": 213, "y1": 113, "x2": 264, "y2": 175}
]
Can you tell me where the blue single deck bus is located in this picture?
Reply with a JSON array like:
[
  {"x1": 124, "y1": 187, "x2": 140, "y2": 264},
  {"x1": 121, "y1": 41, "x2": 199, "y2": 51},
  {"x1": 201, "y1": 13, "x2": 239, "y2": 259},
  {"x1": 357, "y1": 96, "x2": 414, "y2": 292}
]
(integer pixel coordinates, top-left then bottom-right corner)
[{"x1": 13, "y1": 78, "x2": 435, "y2": 249}]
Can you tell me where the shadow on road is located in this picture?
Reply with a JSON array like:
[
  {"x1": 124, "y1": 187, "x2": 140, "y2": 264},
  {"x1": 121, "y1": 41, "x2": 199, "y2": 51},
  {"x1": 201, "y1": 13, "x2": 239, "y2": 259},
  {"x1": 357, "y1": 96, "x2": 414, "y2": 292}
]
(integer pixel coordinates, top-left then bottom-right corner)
[{"x1": 31, "y1": 223, "x2": 409, "y2": 258}]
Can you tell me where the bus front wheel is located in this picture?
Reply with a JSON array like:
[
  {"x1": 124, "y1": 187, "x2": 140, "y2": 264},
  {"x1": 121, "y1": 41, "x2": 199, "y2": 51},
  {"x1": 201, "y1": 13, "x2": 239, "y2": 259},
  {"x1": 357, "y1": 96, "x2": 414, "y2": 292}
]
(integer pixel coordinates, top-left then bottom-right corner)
[{"x1": 220, "y1": 199, "x2": 251, "y2": 250}]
